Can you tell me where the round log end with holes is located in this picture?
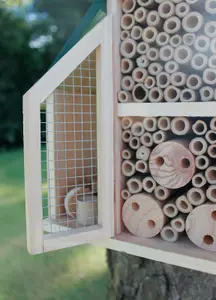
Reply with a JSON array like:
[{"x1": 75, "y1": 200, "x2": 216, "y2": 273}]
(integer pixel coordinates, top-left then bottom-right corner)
[
  {"x1": 195, "y1": 155, "x2": 210, "y2": 170},
  {"x1": 121, "y1": 160, "x2": 136, "y2": 177},
  {"x1": 205, "y1": 166, "x2": 216, "y2": 185},
  {"x1": 149, "y1": 141, "x2": 195, "y2": 189},
  {"x1": 187, "y1": 187, "x2": 207, "y2": 206},
  {"x1": 160, "y1": 225, "x2": 179, "y2": 243},
  {"x1": 122, "y1": 193, "x2": 166, "y2": 238},
  {"x1": 206, "y1": 185, "x2": 216, "y2": 203},
  {"x1": 189, "y1": 137, "x2": 207, "y2": 156},
  {"x1": 142, "y1": 176, "x2": 157, "y2": 193},
  {"x1": 176, "y1": 195, "x2": 193, "y2": 214},
  {"x1": 186, "y1": 204, "x2": 216, "y2": 251}
]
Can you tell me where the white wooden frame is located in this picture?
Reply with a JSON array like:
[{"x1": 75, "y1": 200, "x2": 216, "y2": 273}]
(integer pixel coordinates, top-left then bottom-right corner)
[{"x1": 23, "y1": 15, "x2": 114, "y2": 254}]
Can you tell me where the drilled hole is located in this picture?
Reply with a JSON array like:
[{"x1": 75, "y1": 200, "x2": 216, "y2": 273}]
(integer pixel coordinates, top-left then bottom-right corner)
[
  {"x1": 203, "y1": 235, "x2": 214, "y2": 245},
  {"x1": 147, "y1": 220, "x2": 156, "y2": 228},
  {"x1": 132, "y1": 202, "x2": 140, "y2": 211},
  {"x1": 211, "y1": 210, "x2": 216, "y2": 221},
  {"x1": 181, "y1": 158, "x2": 190, "y2": 168},
  {"x1": 155, "y1": 156, "x2": 164, "y2": 166}
]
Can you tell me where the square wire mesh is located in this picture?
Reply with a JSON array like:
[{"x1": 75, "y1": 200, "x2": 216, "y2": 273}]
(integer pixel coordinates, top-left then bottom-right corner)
[{"x1": 41, "y1": 49, "x2": 98, "y2": 234}]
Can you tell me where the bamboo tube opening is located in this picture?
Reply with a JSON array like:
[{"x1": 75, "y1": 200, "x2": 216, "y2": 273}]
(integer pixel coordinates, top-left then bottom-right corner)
[
  {"x1": 121, "y1": 14, "x2": 135, "y2": 30},
  {"x1": 211, "y1": 189, "x2": 216, "y2": 200},
  {"x1": 195, "y1": 156, "x2": 209, "y2": 170},
  {"x1": 137, "y1": 42, "x2": 149, "y2": 54},
  {"x1": 122, "y1": 130, "x2": 132, "y2": 142},
  {"x1": 192, "y1": 120, "x2": 207, "y2": 135},
  {"x1": 156, "y1": 32, "x2": 170, "y2": 46},
  {"x1": 122, "y1": 161, "x2": 135, "y2": 176},
  {"x1": 164, "y1": 17, "x2": 181, "y2": 34},
  {"x1": 133, "y1": 84, "x2": 148, "y2": 102},
  {"x1": 121, "y1": 30, "x2": 130, "y2": 40},
  {"x1": 180, "y1": 200, "x2": 188, "y2": 210},
  {"x1": 170, "y1": 34, "x2": 182, "y2": 47},
  {"x1": 142, "y1": 176, "x2": 157, "y2": 193},
  {"x1": 121, "y1": 189, "x2": 131, "y2": 200},
  {"x1": 122, "y1": 0, "x2": 136, "y2": 13},
  {"x1": 147, "y1": 48, "x2": 159, "y2": 61},
  {"x1": 208, "y1": 145, "x2": 216, "y2": 158},
  {"x1": 131, "y1": 26, "x2": 143, "y2": 40},
  {"x1": 158, "y1": 117, "x2": 170, "y2": 131},
  {"x1": 140, "y1": 132, "x2": 153, "y2": 147},
  {"x1": 136, "y1": 160, "x2": 148, "y2": 173},
  {"x1": 203, "y1": 235, "x2": 214, "y2": 245},
  {"x1": 129, "y1": 137, "x2": 140, "y2": 149},
  {"x1": 207, "y1": 168, "x2": 216, "y2": 182},
  {"x1": 122, "y1": 117, "x2": 133, "y2": 130}
]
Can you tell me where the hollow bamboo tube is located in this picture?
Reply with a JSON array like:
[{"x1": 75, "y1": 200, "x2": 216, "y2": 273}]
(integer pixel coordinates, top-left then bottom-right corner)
[
  {"x1": 142, "y1": 26, "x2": 158, "y2": 44},
  {"x1": 156, "y1": 32, "x2": 170, "y2": 47},
  {"x1": 122, "y1": 0, "x2": 137, "y2": 13},
  {"x1": 176, "y1": 195, "x2": 193, "y2": 214},
  {"x1": 154, "y1": 186, "x2": 171, "y2": 201},
  {"x1": 129, "y1": 136, "x2": 141, "y2": 150},
  {"x1": 144, "y1": 76, "x2": 156, "y2": 90},
  {"x1": 142, "y1": 176, "x2": 157, "y2": 193},
  {"x1": 169, "y1": 34, "x2": 182, "y2": 48},
  {"x1": 163, "y1": 16, "x2": 181, "y2": 34},
  {"x1": 131, "y1": 26, "x2": 143, "y2": 41},
  {"x1": 132, "y1": 84, "x2": 148, "y2": 103},
  {"x1": 203, "y1": 68, "x2": 216, "y2": 85},
  {"x1": 121, "y1": 189, "x2": 132, "y2": 200},
  {"x1": 182, "y1": 12, "x2": 203, "y2": 33},
  {"x1": 136, "y1": 55, "x2": 149, "y2": 69},
  {"x1": 120, "y1": 38, "x2": 137, "y2": 59},
  {"x1": 158, "y1": 117, "x2": 171, "y2": 131},
  {"x1": 189, "y1": 137, "x2": 207, "y2": 156},
  {"x1": 200, "y1": 86, "x2": 214, "y2": 102},
  {"x1": 174, "y1": 45, "x2": 192, "y2": 65},
  {"x1": 160, "y1": 225, "x2": 179, "y2": 243},
  {"x1": 211, "y1": 116, "x2": 216, "y2": 130},
  {"x1": 186, "y1": 75, "x2": 202, "y2": 90},
  {"x1": 159, "y1": 45, "x2": 174, "y2": 62},
  {"x1": 121, "y1": 30, "x2": 130, "y2": 41},
  {"x1": 180, "y1": 89, "x2": 196, "y2": 102},
  {"x1": 135, "y1": 160, "x2": 149, "y2": 173},
  {"x1": 126, "y1": 176, "x2": 143, "y2": 194},
  {"x1": 194, "y1": 35, "x2": 210, "y2": 53},
  {"x1": 171, "y1": 117, "x2": 191, "y2": 135},
  {"x1": 137, "y1": 0, "x2": 155, "y2": 8},
  {"x1": 132, "y1": 68, "x2": 148, "y2": 83},
  {"x1": 122, "y1": 193, "x2": 167, "y2": 238},
  {"x1": 121, "y1": 58, "x2": 135, "y2": 74},
  {"x1": 136, "y1": 145, "x2": 150, "y2": 161},
  {"x1": 171, "y1": 214, "x2": 186, "y2": 233},
  {"x1": 147, "y1": 10, "x2": 162, "y2": 28},
  {"x1": 143, "y1": 117, "x2": 157, "y2": 132},
  {"x1": 137, "y1": 41, "x2": 150, "y2": 55},
  {"x1": 156, "y1": 72, "x2": 170, "y2": 89},
  {"x1": 205, "y1": 0, "x2": 216, "y2": 14},
  {"x1": 187, "y1": 187, "x2": 207, "y2": 206},
  {"x1": 148, "y1": 62, "x2": 163, "y2": 76},
  {"x1": 121, "y1": 76, "x2": 135, "y2": 92},
  {"x1": 149, "y1": 141, "x2": 195, "y2": 189},
  {"x1": 191, "y1": 53, "x2": 208, "y2": 71},
  {"x1": 164, "y1": 85, "x2": 180, "y2": 102},
  {"x1": 209, "y1": 55, "x2": 216, "y2": 69},
  {"x1": 131, "y1": 122, "x2": 145, "y2": 137},
  {"x1": 134, "y1": 7, "x2": 148, "y2": 24},
  {"x1": 158, "y1": 0, "x2": 175, "y2": 19},
  {"x1": 122, "y1": 129, "x2": 132, "y2": 143},
  {"x1": 140, "y1": 132, "x2": 154, "y2": 147},
  {"x1": 121, "y1": 14, "x2": 135, "y2": 31},
  {"x1": 170, "y1": 72, "x2": 186, "y2": 87},
  {"x1": 121, "y1": 160, "x2": 136, "y2": 177},
  {"x1": 186, "y1": 203, "x2": 216, "y2": 251},
  {"x1": 118, "y1": 90, "x2": 132, "y2": 103},
  {"x1": 153, "y1": 130, "x2": 168, "y2": 144},
  {"x1": 205, "y1": 22, "x2": 216, "y2": 38},
  {"x1": 163, "y1": 199, "x2": 179, "y2": 218},
  {"x1": 121, "y1": 117, "x2": 133, "y2": 130},
  {"x1": 192, "y1": 173, "x2": 207, "y2": 188},
  {"x1": 205, "y1": 166, "x2": 216, "y2": 184},
  {"x1": 121, "y1": 148, "x2": 134, "y2": 160},
  {"x1": 192, "y1": 120, "x2": 207, "y2": 136},
  {"x1": 172, "y1": 0, "x2": 184, "y2": 3},
  {"x1": 206, "y1": 130, "x2": 216, "y2": 145},
  {"x1": 164, "y1": 61, "x2": 179, "y2": 74},
  {"x1": 149, "y1": 87, "x2": 163, "y2": 103},
  {"x1": 146, "y1": 47, "x2": 159, "y2": 61},
  {"x1": 176, "y1": 2, "x2": 190, "y2": 18},
  {"x1": 195, "y1": 155, "x2": 210, "y2": 170},
  {"x1": 207, "y1": 185, "x2": 216, "y2": 203},
  {"x1": 208, "y1": 144, "x2": 216, "y2": 159}
]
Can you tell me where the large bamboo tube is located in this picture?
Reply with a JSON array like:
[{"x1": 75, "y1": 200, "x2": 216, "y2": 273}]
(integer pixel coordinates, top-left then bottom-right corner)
[
  {"x1": 143, "y1": 117, "x2": 157, "y2": 132},
  {"x1": 122, "y1": 129, "x2": 132, "y2": 143},
  {"x1": 135, "y1": 160, "x2": 149, "y2": 173},
  {"x1": 132, "y1": 83, "x2": 148, "y2": 103},
  {"x1": 132, "y1": 68, "x2": 148, "y2": 83},
  {"x1": 208, "y1": 144, "x2": 216, "y2": 159},
  {"x1": 156, "y1": 72, "x2": 170, "y2": 89},
  {"x1": 189, "y1": 137, "x2": 208, "y2": 156},
  {"x1": 142, "y1": 176, "x2": 157, "y2": 193},
  {"x1": 182, "y1": 12, "x2": 203, "y2": 33},
  {"x1": 154, "y1": 185, "x2": 171, "y2": 201},
  {"x1": 160, "y1": 225, "x2": 179, "y2": 243},
  {"x1": 121, "y1": 160, "x2": 136, "y2": 177},
  {"x1": 120, "y1": 38, "x2": 137, "y2": 59},
  {"x1": 134, "y1": 7, "x2": 148, "y2": 24},
  {"x1": 192, "y1": 173, "x2": 207, "y2": 188},
  {"x1": 169, "y1": 34, "x2": 182, "y2": 48},
  {"x1": 186, "y1": 203, "x2": 216, "y2": 251},
  {"x1": 136, "y1": 55, "x2": 149, "y2": 68},
  {"x1": 136, "y1": 145, "x2": 150, "y2": 161},
  {"x1": 140, "y1": 132, "x2": 154, "y2": 147},
  {"x1": 180, "y1": 89, "x2": 196, "y2": 102},
  {"x1": 192, "y1": 120, "x2": 207, "y2": 136},
  {"x1": 121, "y1": 148, "x2": 134, "y2": 160},
  {"x1": 122, "y1": 0, "x2": 137, "y2": 13},
  {"x1": 121, "y1": 58, "x2": 135, "y2": 74},
  {"x1": 176, "y1": 2, "x2": 190, "y2": 18},
  {"x1": 121, "y1": 117, "x2": 133, "y2": 130},
  {"x1": 159, "y1": 45, "x2": 174, "y2": 62},
  {"x1": 186, "y1": 74, "x2": 202, "y2": 90},
  {"x1": 206, "y1": 185, "x2": 216, "y2": 203},
  {"x1": 195, "y1": 155, "x2": 210, "y2": 170},
  {"x1": 191, "y1": 53, "x2": 208, "y2": 71},
  {"x1": 118, "y1": 90, "x2": 132, "y2": 103},
  {"x1": 142, "y1": 27, "x2": 158, "y2": 44},
  {"x1": 146, "y1": 47, "x2": 159, "y2": 61},
  {"x1": 126, "y1": 176, "x2": 143, "y2": 194},
  {"x1": 176, "y1": 195, "x2": 193, "y2": 214},
  {"x1": 131, "y1": 122, "x2": 145, "y2": 137},
  {"x1": 129, "y1": 136, "x2": 141, "y2": 149},
  {"x1": 148, "y1": 62, "x2": 163, "y2": 76},
  {"x1": 121, "y1": 188, "x2": 132, "y2": 200},
  {"x1": 171, "y1": 117, "x2": 191, "y2": 135},
  {"x1": 137, "y1": 41, "x2": 150, "y2": 55},
  {"x1": 164, "y1": 61, "x2": 179, "y2": 74},
  {"x1": 205, "y1": 166, "x2": 216, "y2": 184},
  {"x1": 194, "y1": 35, "x2": 210, "y2": 53},
  {"x1": 156, "y1": 32, "x2": 170, "y2": 47},
  {"x1": 158, "y1": 116, "x2": 171, "y2": 131},
  {"x1": 122, "y1": 193, "x2": 167, "y2": 238},
  {"x1": 158, "y1": 0, "x2": 175, "y2": 19},
  {"x1": 203, "y1": 68, "x2": 216, "y2": 85},
  {"x1": 149, "y1": 87, "x2": 164, "y2": 103},
  {"x1": 170, "y1": 72, "x2": 186, "y2": 87},
  {"x1": 149, "y1": 141, "x2": 195, "y2": 189},
  {"x1": 131, "y1": 26, "x2": 143, "y2": 41},
  {"x1": 187, "y1": 187, "x2": 207, "y2": 206},
  {"x1": 174, "y1": 45, "x2": 192, "y2": 65},
  {"x1": 206, "y1": 130, "x2": 216, "y2": 144},
  {"x1": 164, "y1": 16, "x2": 181, "y2": 34},
  {"x1": 147, "y1": 10, "x2": 163, "y2": 28},
  {"x1": 200, "y1": 86, "x2": 214, "y2": 102},
  {"x1": 153, "y1": 130, "x2": 168, "y2": 144},
  {"x1": 121, "y1": 76, "x2": 135, "y2": 91},
  {"x1": 171, "y1": 214, "x2": 186, "y2": 233},
  {"x1": 121, "y1": 14, "x2": 135, "y2": 31},
  {"x1": 164, "y1": 85, "x2": 180, "y2": 102},
  {"x1": 163, "y1": 199, "x2": 179, "y2": 218},
  {"x1": 205, "y1": 0, "x2": 216, "y2": 14}
]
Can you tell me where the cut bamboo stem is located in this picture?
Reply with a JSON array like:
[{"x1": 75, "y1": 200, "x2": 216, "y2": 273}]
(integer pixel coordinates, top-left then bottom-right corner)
[
  {"x1": 132, "y1": 84, "x2": 149, "y2": 103},
  {"x1": 132, "y1": 68, "x2": 148, "y2": 83},
  {"x1": 195, "y1": 155, "x2": 210, "y2": 170},
  {"x1": 174, "y1": 45, "x2": 193, "y2": 65},
  {"x1": 122, "y1": 193, "x2": 167, "y2": 238},
  {"x1": 137, "y1": 0, "x2": 154, "y2": 8},
  {"x1": 136, "y1": 145, "x2": 150, "y2": 161},
  {"x1": 144, "y1": 76, "x2": 156, "y2": 89},
  {"x1": 131, "y1": 122, "x2": 145, "y2": 137},
  {"x1": 182, "y1": 12, "x2": 203, "y2": 33},
  {"x1": 164, "y1": 85, "x2": 180, "y2": 102},
  {"x1": 192, "y1": 120, "x2": 207, "y2": 136},
  {"x1": 149, "y1": 87, "x2": 164, "y2": 103},
  {"x1": 200, "y1": 86, "x2": 214, "y2": 102},
  {"x1": 121, "y1": 58, "x2": 135, "y2": 74},
  {"x1": 194, "y1": 35, "x2": 210, "y2": 53},
  {"x1": 121, "y1": 30, "x2": 130, "y2": 41},
  {"x1": 206, "y1": 130, "x2": 216, "y2": 144},
  {"x1": 148, "y1": 62, "x2": 163, "y2": 76},
  {"x1": 156, "y1": 32, "x2": 170, "y2": 47},
  {"x1": 176, "y1": 195, "x2": 193, "y2": 214},
  {"x1": 135, "y1": 160, "x2": 149, "y2": 173},
  {"x1": 146, "y1": 47, "x2": 159, "y2": 61},
  {"x1": 126, "y1": 176, "x2": 143, "y2": 194},
  {"x1": 121, "y1": 14, "x2": 135, "y2": 31},
  {"x1": 180, "y1": 89, "x2": 196, "y2": 102},
  {"x1": 164, "y1": 16, "x2": 181, "y2": 34},
  {"x1": 163, "y1": 199, "x2": 179, "y2": 218},
  {"x1": 192, "y1": 53, "x2": 208, "y2": 71},
  {"x1": 121, "y1": 189, "x2": 132, "y2": 200},
  {"x1": 209, "y1": 55, "x2": 216, "y2": 68},
  {"x1": 153, "y1": 130, "x2": 168, "y2": 144},
  {"x1": 192, "y1": 173, "x2": 207, "y2": 188},
  {"x1": 208, "y1": 144, "x2": 216, "y2": 159},
  {"x1": 171, "y1": 214, "x2": 186, "y2": 233},
  {"x1": 186, "y1": 74, "x2": 202, "y2": 90},
  {"x1": 206, "y1": 185, "x2": 216, "y2": 203},
  {"x1": 164, "y1": 61, "x2": 179, "y2": 74},
  {"x1": 205, "y1": 0, "x2": 216, "y2": 14},
  {"x1": 156, "y1": 72, "x2": 170, "y2": 89},
  {"x1": 131, "y1": 26, "x2": 143, "y2": 41},
  {"x1": 129, "y1": 136, "x2": 141, "y2": 149},
  {"x1": 189, "y1": 137, "x2": 208, "y2": 156},
  {"x1": 154, "y1": 185, "x2": 171, "y2": 201},
  {"x1": 122, "y1": 0, "x2": 137, "y2": 13},
  {"x1": 121, "y1": 160, "x2": 136, "y2": 177},
  {"x1": 169, "y1": 34, "x2": 182, "y2": 48},
  {"x1": 137, "y1": 41, "x2": 150, "y2": 55},
  {"x1": 142, "y1": 26, "x2": 158, "y2": 44},
  {"x1": 142, "y1": 176, "x2": 157, "y2": 193},
  {"x1": 121, "y1": 148, "x2": 134, "y2": 160},
  {"x1": 121, "y1": 117, "x2": 133, "y2": 130},
  {"x1": 147, "y1": 10, "x2": 163, "y2": 28},
  {"x1": 187, "y1": 187, "x2": 207, "y2": 206},
  {"x1": 158, "y1": 117, "x2": 171, "y2": 131},
  {"x1": 122, "y1": 129, "x2": 132, "y2": 143},
  {"x1": 158, "y1": 0, "x2": 175, "y2": 19},
  {"x1": 140, "y1": 132, "x2": 154, "y2": 147},
  {"x1": 143, "y1": 117, "x2": 157, "y2": 132},
  {"x1": 136, "y1": 55, "x2": 149, "y2": 68},
  {"x1": 134, "y1": 7, "x2": 148, "y2": 24},
  {"x1": 118, "y1": 90, "x2": 132, "y2": 103},
  {"x1": 121, "y1": 76, "x2": 135, "y2": 91},
  {"x1": 205, "y1": 166, "x2": 216, "y2": 184},
  {"x1": 160, "y1": 225, "x2": 179, "y2": 243},
  {"x1": 176, "y1": 2, "x2": 190, "y2": 18},
  {"x1": 159, "y1": 45, "x2": 174, "y2": 62},
  {"x1": 204, "y1": 21, "x2": 216, "y2": 38},
  {"x1": 204, "y1": 68, "x2": 216, "y2": 85},
  {"x1": 171, "y1": 117, "x2": 191, "y2": 135},
  {"x1": 170, "y1": 72, "x2": 186, "y2": 87},
  {"x1": 120, "y1": 38, "x2": 137, "y2": 59}
]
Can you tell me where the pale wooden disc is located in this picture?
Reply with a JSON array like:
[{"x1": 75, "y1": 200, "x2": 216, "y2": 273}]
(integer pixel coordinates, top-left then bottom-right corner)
[
  {"x1": 122, "y1": 193, "x2": 166, "y2": 238},
  {"x1": 186, "y1": 203, "x2": 216, "y2": 251},
  {"x1": 149, "y1": 141, "x2": 195, "y2": 189}
]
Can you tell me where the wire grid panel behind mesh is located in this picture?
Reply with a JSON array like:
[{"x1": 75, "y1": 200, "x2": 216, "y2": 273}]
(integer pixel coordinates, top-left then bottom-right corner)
[{"x1": 41, "y1": 50, "x2": 99, "y2": 234}]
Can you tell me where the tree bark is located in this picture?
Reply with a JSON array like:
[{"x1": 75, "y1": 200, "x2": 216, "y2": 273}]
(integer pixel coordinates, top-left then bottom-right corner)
[{"x1": 107, "y1": 249, "x2": 216, "y2": 300}]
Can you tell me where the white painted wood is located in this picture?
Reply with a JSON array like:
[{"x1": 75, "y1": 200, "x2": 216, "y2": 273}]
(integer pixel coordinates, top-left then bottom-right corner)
[{"x1": 118, "y1": 103, "x2": 216, "y2": 117}]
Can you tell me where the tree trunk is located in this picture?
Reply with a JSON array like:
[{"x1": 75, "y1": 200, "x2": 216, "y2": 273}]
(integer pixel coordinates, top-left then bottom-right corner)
[{"x1": 107, "y1": 249, "x2": 216, "y2": 300}]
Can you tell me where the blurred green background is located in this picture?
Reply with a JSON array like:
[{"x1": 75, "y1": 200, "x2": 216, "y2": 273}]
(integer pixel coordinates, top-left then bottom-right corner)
[{"x1": 0, "y1": 1, "x2": 109, "y2": 299}]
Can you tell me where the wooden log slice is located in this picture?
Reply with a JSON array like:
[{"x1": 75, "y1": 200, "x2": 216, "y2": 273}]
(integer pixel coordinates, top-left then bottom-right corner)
[
  {"x1": 186, "y1": 203, "x2": 216, "y2": 251},
  {"x1": 122, "y1": 193, "x2": 166, "y2": 238},
  {"x1": 149, "y1": 141, "x2": 195, "y2": 189}
]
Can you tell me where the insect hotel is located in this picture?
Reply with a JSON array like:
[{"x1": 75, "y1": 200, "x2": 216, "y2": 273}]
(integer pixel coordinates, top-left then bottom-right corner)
[{"x1": 23, "y1": 0, "x2": 216, "y2": 275}]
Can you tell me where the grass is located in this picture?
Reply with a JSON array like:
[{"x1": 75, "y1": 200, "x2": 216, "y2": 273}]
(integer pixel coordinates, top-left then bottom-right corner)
[{"x1": 0, "y1": 149, "x2": 109, "y2": 300}]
